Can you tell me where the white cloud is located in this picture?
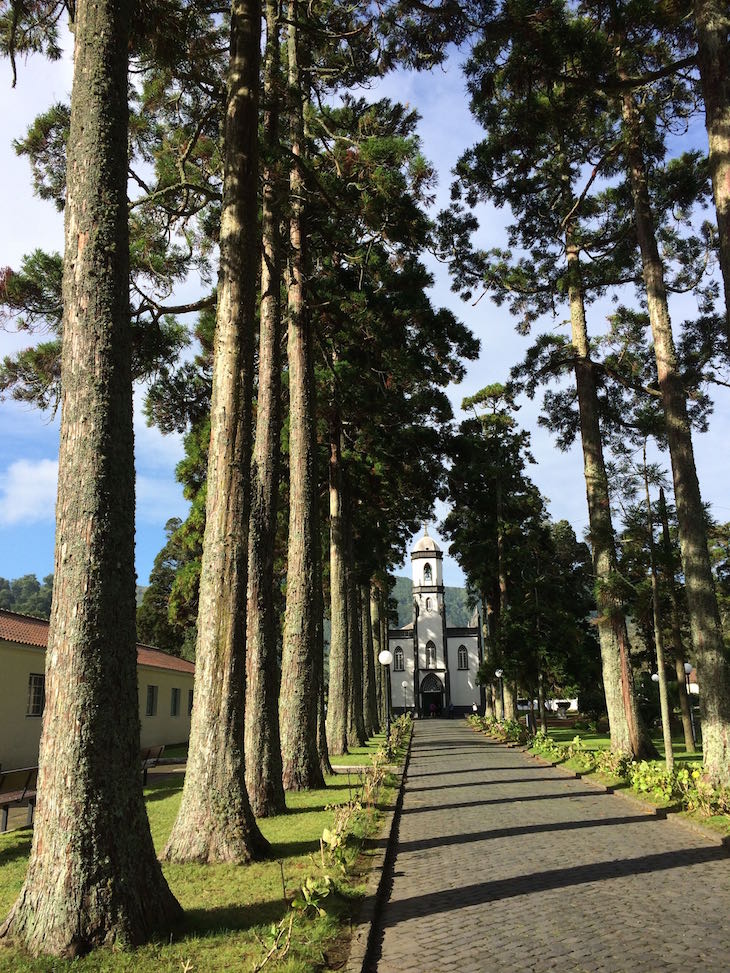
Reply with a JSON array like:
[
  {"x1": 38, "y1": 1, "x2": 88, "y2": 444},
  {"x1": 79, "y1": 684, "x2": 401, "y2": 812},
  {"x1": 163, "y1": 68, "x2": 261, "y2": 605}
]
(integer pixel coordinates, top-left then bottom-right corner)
[
  {"x1": 0, "y1": 458, "x2": 58, "y2": 526},
  {"x1": 136, "y1": 476, "x2": 189, "y2": 525}
]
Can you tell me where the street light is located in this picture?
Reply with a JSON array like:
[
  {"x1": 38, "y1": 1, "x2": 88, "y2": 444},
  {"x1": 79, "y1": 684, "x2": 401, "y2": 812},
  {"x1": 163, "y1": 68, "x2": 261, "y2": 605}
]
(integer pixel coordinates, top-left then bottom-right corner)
[
  {"x1": 651, "y1": 672, "x2": 659, "y2": 682},
  {"x1": 379, "y1": 649, "x2": 393, "y2": 740},
  {"x1": 401, "y1": 679, "x2": 408, "y2": 713},
  {"x1": 684, "y1": 662, "x2": 696, "y2": 747},
  {"x1": 495, "y1": 668, "x2": 505, "y2": 720}
]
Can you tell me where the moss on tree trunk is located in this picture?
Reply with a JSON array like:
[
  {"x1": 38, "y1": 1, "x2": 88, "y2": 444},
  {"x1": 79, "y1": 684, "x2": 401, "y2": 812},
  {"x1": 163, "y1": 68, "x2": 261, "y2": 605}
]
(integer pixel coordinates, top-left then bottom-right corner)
[
  {"x1": 279, "y1": 0, "x2": 325, "y2": 790},
  {"x1": 244, "y1": 0, "x2": 286, "y2": 819},
  {"x1": 622, "y1": 87, "x2": 730, "y2": 779},
  {"x1": 0, "y1": 0, "x2": 182, "y2": 952},
  {"x1": 162, "y1": 0, "x2": 269, "y2": 862}
]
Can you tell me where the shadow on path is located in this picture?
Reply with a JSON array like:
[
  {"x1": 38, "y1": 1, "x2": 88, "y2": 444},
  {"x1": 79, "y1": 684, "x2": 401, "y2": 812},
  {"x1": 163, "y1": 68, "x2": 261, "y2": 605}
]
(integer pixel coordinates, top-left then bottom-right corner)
[
  {"x1": 395, "y1": 813, "x2": 657, "y2": 853},
  {"x1": 381, "y1": 845, "x2": 727, "y2": 926}
]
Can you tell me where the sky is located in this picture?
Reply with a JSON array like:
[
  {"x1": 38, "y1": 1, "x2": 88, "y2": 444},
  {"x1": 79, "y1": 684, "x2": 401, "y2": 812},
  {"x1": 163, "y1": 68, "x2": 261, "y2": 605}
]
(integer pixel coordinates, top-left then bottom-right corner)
[{"x1": 1, "y1": 37, "x2": 729, "y2": 590}]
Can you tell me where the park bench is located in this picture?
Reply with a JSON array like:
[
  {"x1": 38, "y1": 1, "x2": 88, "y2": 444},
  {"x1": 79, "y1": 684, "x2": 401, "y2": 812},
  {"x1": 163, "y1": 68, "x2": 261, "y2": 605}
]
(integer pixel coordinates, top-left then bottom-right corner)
[
  {"x1": 140, "y1": 745, "x2": 165, "y2": 784},
  {"x1": 0, "y1": 766, "x2": 38, "y2": 832}
]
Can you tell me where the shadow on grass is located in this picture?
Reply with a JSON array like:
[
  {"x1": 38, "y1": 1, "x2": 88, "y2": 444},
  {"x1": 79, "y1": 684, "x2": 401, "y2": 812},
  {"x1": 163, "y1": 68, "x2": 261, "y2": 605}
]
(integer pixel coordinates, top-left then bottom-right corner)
[
  {"x1": 0, "y1": 833, "x2": 32, "y2": 867},
  {"x1": 183, "y1": 897, "x2": 288, "y2": 937},
  {"x1": 144, "y1": 780, "x2": 185, "y2": 803}
]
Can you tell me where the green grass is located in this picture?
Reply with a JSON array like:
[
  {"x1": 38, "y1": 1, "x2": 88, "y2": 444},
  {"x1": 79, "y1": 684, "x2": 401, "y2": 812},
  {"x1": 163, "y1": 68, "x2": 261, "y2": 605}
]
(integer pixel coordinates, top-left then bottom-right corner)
[
  {"x1": 160, "y1": 743, "x2": 188, "y2": 761},
  {"x1": 545, "y1": 726, "x2": 702, "y2": 763},
  {"x1": 0, "y1": 766, "x2": 394, "y2": 973},
  {"x1": 328, "y1": 733, "x2": 388, "y2": 767}
]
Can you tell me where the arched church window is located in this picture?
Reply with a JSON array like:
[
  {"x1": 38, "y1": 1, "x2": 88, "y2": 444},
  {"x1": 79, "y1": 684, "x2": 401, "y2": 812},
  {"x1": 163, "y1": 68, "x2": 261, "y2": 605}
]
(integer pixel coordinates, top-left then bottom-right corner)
[
  {"x1": 423, "y1": 563, "x2": 432, "y2": 583},
  {"x1": 394, "y1": 646, "x2": 404, "y2": 671},
  {"x1": 426, "y1": 597, "x2": 431, "y2": 612},
  {"x1": 458, "y1": 645, "x2": 468, "y2": 670},
  {"x1": 425, "y1": 641, "x2": 436, "y2": 668}
]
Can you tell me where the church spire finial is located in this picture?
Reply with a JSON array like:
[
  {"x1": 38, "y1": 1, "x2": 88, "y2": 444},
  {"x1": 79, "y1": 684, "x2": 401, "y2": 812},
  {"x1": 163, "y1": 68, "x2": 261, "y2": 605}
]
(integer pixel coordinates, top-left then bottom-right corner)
[{"x1": 423, "y1": 521, "x2": 430, "y2": 537}]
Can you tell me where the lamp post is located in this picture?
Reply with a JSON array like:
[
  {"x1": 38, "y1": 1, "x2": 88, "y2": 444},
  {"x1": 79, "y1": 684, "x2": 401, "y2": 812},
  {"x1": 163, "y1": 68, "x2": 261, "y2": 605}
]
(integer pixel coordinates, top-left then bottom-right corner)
[
  {"x1": 684, "y1": 662, "x2": 696, "y2": 747},
  {"x1": 378, "y1": 648, "x2": 393, "y2": 740},
  {"x1": 401, "y1": 680, "x2": 409, "y2": 714},
  {"x1": 495, "y1": 668, "x2": 505, "y2": 721}
]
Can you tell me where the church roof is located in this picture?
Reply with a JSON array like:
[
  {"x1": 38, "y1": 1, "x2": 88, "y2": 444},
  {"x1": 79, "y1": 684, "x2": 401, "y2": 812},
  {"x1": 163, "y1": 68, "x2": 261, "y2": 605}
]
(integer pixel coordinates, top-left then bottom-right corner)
[{"x1": 412, "y1": 526, "x2": 441, "y2": 554}]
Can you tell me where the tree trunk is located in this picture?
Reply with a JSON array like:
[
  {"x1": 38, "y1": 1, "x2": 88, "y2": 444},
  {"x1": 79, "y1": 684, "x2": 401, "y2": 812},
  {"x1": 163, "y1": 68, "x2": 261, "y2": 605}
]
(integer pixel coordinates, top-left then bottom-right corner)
[
  {"x1": 622, "y1": 88, "x2": 730, "y2": 779},
  {"x1": 279, "y1": 0, "x2": 325, "y2": 790},
  {"x1": 538, "y1": 672, "x2": 548, "y2": 733},
  {"x1": 644, "y1": 447, "x2": 674, "y2": 771},
  {"x1": 316, "y1": 575, "x2": 334, "y2": 777},
  {"x1": 163, "y1": 0, "x2": 268, "y2": 863},
  {"x1": 245, "y1": 0, "x2": 286, "y2": 818},
  {"x1": 565, "y1": 237, "x2": 655, "y2": 759},
  {"x1": 326, "y1": 414, "x2": 349, "y2": 755},
  {"x1": 379, "y1": 590, "x2": 389, "y2": 726},
  {"x1": 362, "y1": 582, "x2": 377, "y2": 735},
  {"x1": 0, "y1": 0, "x2": 182, "y2": 952},
  {"x1": 345, "y1": 520, "x2": 367, "y2": 747},
  {"x1": 371, "y1": 585, "x2": 384, "y2": 727},
  {"x1": 694, "y1": 0, "x2": 730, "y2": 332},
  {"x1": 658, "y1": 487, "x2": 696, "y2": 754}
]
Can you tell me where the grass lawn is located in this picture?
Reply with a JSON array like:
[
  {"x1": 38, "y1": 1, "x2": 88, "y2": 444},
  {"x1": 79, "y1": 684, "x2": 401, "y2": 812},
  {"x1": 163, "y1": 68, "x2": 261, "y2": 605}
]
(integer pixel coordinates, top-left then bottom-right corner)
[
  {"x1": 328, "y1": 733, "x2": 388, "y2": 767},
  {"x1": 546, "y1": 726, "x2": 702, "y2": 764},
  {"x1": 0, "y1": 765, "x2": 395, "y2": 972}
]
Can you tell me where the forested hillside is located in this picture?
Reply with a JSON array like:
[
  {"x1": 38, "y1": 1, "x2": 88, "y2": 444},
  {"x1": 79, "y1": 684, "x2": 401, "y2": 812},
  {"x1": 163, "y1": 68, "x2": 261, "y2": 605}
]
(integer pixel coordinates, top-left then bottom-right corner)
[{"x1": 389, "y1": 575, "x2": 474, "y2": 628}]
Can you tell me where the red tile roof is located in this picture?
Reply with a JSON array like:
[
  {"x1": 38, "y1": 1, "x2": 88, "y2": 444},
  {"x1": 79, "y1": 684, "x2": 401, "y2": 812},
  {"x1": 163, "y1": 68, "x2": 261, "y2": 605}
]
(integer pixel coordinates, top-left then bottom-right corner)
[{"x1": 0, "y1": 609, "x2": 194, "y2": 675}]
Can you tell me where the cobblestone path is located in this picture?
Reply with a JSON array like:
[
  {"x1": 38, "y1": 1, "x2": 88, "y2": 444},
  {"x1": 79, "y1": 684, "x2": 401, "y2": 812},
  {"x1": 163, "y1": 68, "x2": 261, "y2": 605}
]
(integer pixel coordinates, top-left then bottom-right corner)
[{"x1": 370, "y1": 720, "x2": 730, "y2": 973}]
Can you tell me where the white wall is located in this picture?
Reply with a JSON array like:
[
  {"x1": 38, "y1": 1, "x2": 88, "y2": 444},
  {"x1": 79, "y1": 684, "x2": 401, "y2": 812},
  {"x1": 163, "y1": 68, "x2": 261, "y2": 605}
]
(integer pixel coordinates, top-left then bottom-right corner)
[{"x1": 446, "y1": 636, "x2": 481, "y2": 708}]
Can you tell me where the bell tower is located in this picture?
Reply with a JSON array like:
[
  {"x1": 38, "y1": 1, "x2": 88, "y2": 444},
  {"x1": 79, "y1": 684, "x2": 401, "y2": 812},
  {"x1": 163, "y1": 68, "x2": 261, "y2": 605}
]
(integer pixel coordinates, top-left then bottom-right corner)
[{"x1": 412, "y1": 525, "x2": 448, "y2": 714}]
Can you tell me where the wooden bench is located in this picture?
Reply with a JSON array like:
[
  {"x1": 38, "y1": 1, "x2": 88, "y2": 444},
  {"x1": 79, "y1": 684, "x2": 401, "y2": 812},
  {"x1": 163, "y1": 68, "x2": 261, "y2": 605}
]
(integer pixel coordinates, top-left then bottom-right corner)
[
  {"x1": 0, "y1": 766, "x2": 38, "y2": 832},
  {"x1": 140, "y1": 745, "x2": 165, "y2": 784}
]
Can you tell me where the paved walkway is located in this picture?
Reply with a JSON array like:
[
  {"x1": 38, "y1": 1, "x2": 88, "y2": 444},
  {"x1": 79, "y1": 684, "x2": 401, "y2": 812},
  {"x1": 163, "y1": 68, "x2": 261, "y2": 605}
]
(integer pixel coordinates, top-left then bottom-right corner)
[{"x1": 370, "y1": 721, "x2": 730, "y2": 973}]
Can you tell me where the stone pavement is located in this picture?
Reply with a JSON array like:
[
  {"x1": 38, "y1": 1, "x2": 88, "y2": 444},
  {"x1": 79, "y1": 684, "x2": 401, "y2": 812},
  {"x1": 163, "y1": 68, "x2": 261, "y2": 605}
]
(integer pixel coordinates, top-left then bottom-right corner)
[{"x1": 369, "y1": 720, "x2": 730, "y2": 973}]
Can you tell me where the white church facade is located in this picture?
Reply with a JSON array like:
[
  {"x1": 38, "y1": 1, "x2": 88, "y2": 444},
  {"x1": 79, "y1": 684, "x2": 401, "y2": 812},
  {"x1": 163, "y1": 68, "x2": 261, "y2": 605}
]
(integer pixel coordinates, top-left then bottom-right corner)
[{"x1": 389, "y1": 530, "x2": 484, "y2": 717}]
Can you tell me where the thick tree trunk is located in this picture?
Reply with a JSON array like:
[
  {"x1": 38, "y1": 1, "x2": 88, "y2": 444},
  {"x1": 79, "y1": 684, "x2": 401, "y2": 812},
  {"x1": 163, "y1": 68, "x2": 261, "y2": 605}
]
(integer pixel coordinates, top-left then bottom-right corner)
[
  {"x1": 245, "y1": 0, "x2": 286, "y2": 818},
  {"x1": 658, "y1": 487, "x2": 696, "y2": 754},
  {"x1": 0, "y1": 0, "x2": 182, "y2": 952},
  {"x1": 694, "y1": 0, "x2": 730, "y2": 332},
  {"x1": 362, "y1": 582, "x2": 378, "y2": 735},
  {"x1": 622, "y1": 89, "x2": 730, "y2": 779},
  {"x1": 379, "y1": 590, "x2": 389, "y2": 726},
  {"x1": 644, "y1": 453, "x2": 674, "y2": 771},
  {"x1": 566, "y1": 238, "x2": 654, "y2": 759},
  {"x1": 163, "y1": 0, "x2": 268, "y2": 862},
  {"x1": 279, "y1": 0, "x2": 325, "y2": 790},
  {"x1": 326, "y1": 415, "x2": 349, "y2": 755}
]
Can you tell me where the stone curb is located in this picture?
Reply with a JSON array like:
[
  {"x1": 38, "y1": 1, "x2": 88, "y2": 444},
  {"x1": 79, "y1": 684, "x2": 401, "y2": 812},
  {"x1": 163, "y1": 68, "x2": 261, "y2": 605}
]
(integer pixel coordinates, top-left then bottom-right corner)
[
  {"x1": 519, "y1": 745, "x2": 730, "y2": 852},
  {"x1": 344, "y1": 731, "x2": 414, "y2": 973}
]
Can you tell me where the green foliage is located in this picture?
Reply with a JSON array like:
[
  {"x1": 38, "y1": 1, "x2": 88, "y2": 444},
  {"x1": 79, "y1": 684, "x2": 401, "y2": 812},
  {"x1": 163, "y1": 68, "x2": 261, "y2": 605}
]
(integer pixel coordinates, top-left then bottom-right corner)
[
  {"x1": 389, "y1": 575, "x2": 474, "y2": 628},
  {"x1": 0, "y1": 574, "x2": 53, "y2": 618}
]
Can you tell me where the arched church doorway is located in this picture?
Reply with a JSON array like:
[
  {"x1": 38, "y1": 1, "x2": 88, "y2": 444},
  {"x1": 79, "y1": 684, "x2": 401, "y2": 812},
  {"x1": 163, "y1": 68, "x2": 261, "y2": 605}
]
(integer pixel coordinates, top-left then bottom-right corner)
[{"x1": 420, "y1": 671, "x2": 444, "y2": 718}]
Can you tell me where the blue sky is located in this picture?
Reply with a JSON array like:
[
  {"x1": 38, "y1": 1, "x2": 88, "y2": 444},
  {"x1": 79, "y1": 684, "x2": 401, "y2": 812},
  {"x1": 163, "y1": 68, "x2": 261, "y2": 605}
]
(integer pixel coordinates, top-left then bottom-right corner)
[{"x1": 1, "y1": 39, "x2": 729, "y2": 590}]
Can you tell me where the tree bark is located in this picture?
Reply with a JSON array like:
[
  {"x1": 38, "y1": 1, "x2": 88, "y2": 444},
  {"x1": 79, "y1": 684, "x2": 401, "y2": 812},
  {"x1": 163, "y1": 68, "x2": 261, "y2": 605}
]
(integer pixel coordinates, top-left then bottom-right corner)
[
  {"x1": 326, "y1": 413, "x2": 349, "y2": 755},
  {"x1": 622, "y1": 88, "x2": 730, "y2": 778},
  {"x1": 279, "y1": 0, "x2": 325, "y2": 790},
  {"x1": 643, "y1": 448, "x2": 674, "y2": 771},
  {"x1": 362, "y1": 581, "x2": 378, "y2": 735},
  {"x1": 658, "y1": 487, "x2": 696, "y2": 754},
  {"x1": 163, "y1": 0, "x2": 268, "y2": 862},
  {"x1": 345, "y1": 518, "x2": 367, "y2": 747},
  {"x1": 371, "y1": 584, "x2": 384, "y2": 726},
  {"x1": 0, "y1": 0, "x2": 182, "y2": 951},
  {"x1": 538, "y1": 672, "x2": 548, "y2": 733},
  {"x1": 694, "y1": 0, "x2": 730, "y2": 332},
  {"x1": 245, "y1": 0, "x2": 286, "y2": 818},
  {"x1": 566, "y1": 237, "x2": 654, "y2": 759}
]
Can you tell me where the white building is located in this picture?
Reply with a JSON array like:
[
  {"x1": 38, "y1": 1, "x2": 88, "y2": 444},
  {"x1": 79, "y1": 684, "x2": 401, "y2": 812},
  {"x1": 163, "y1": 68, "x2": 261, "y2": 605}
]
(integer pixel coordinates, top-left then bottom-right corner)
[{"x1": 388, "y1": 529, "x2": 483, "y2": 717}]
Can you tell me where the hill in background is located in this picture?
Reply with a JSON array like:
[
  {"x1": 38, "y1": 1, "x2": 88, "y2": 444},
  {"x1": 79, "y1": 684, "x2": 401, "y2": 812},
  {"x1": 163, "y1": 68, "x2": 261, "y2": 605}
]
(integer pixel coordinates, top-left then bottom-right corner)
[{"x1": 389, "y1": 576, "x2": 475, "y2": 628}]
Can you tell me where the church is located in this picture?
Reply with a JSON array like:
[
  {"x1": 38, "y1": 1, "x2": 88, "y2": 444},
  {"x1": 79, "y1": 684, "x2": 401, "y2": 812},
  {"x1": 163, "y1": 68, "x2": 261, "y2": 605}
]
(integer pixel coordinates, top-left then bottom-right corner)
[{"x1": 388, "y1": 528, "x2": 484, "y2": 717}]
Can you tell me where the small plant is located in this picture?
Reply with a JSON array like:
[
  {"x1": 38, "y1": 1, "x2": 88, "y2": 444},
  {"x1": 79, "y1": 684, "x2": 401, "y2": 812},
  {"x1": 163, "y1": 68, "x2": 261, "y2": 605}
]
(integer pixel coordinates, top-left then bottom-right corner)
[{"x1": 292, "y1": 875, "x2": 332, "y2": 918}]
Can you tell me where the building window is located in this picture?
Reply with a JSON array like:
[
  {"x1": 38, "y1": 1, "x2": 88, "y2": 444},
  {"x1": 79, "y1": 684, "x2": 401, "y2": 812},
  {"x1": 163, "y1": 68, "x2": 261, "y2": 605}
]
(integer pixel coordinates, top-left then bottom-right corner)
[
  {"x1": 146, "y1": 685, "x2": 158, "y2": 717},
  {"x1": 458, "y1": 645, "x2": 468, "y2": 670},
  {"x1": 394, "y1": 646, "x2": 404, "y2": 671},
  {"x1": 426, "y1": 597, "x2": 431, "y2": 612},
  {"x1": 27, "y1": 673, "x2": 45, "y2": 717},
  {"x1": 188, "y1": 689, "x2": 194, "y2": 715},
  {"x1": 171, "y1": 687, "x2": 181, "y2": 717},
  {"x1": 426, "y1": 641, "x2": 436, "y2": 669},
  {"x1": 423, "y1": 563, "x2": 432, "y2": 583}
]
